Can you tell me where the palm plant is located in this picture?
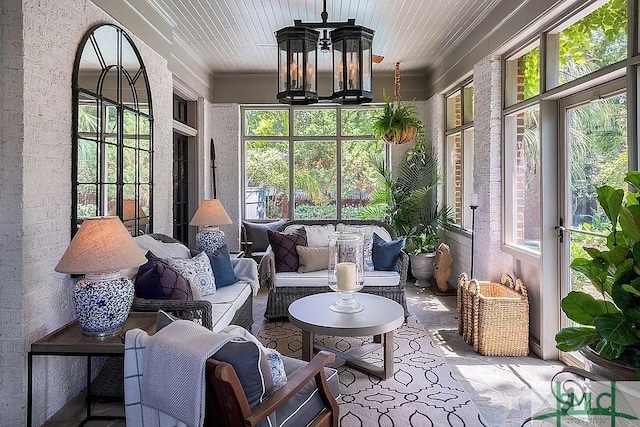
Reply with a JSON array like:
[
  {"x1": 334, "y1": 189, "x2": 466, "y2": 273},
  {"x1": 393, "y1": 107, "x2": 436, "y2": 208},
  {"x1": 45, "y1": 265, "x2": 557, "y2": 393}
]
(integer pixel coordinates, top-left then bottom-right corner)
[{"x1": 360, "y1": 144, "x2": 452, "y2": 246}]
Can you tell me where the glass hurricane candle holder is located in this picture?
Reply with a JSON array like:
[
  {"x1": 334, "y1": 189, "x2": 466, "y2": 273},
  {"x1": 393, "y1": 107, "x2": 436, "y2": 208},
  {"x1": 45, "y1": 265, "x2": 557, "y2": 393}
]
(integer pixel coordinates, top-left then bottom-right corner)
[{"x1": 328, "y1": 231, "x2": 365, "y2": 313}]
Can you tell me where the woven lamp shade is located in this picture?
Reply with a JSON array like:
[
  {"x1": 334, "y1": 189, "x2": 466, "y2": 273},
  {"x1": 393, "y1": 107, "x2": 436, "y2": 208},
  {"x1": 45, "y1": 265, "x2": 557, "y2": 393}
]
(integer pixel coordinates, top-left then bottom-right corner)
[
  {"x1": 55, "y1": 216, "x2": 147, "y2": 274},
  {"x1": 190, "y1": 199, "x2": 232, "y2": 227}
]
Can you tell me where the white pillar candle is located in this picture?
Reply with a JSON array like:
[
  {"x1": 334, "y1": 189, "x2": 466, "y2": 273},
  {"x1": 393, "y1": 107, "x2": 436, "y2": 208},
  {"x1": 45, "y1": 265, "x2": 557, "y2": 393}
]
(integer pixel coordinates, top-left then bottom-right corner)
[{"x1": 336, "y1": 262, "x2": 357, "y2": 291}]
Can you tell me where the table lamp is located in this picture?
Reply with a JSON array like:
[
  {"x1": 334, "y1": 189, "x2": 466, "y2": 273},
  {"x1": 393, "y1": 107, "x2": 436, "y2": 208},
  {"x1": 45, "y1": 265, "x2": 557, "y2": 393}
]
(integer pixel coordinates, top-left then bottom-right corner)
[
  {"x1": 55, "y1": 216, "x2": 147, "y2": 336},
  {"x1": 190, "y1": 199, "x2": 232, "y2": 254}
]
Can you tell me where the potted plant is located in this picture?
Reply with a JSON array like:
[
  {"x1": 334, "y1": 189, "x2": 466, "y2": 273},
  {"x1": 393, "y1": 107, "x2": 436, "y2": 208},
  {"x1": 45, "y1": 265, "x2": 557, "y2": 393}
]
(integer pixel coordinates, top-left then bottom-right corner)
[
  {"x1": 405, "y1": 233, "x2": 440, "y2": 287},
  {"x1": 372, "y1": 90, "x2": 425, "y2": 145},
  {"x1": 555, "y1": 171, "x2": 640, "y2": 379},
  {"x1": 360, "y1": 142, "x2": 452, "y2": 287}
]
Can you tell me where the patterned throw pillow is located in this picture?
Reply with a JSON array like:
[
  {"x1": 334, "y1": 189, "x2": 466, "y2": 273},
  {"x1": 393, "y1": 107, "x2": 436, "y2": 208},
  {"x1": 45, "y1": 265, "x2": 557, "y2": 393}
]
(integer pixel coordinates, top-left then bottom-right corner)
[
  {"x1": 166, "y1": 252, "x2": 216, "y2": 296},
  {"x1": 336, "y1": 225, "x2": 375, "y2": 271},
  {"x1": 135, "y1": 252, "x2": 193, "y2": 301},
  {"x1": 267, "y1": 228, "x2": 307, "y2": 272},
  {"x1": 263, "y1": 347, "x2": 287, "y2": 390}
]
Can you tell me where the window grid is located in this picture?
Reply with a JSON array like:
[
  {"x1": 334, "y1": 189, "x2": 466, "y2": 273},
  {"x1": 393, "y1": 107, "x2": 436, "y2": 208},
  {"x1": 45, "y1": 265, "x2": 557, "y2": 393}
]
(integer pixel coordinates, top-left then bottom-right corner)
[
  {"x1": 444, "y1": 80, "x2": 474, "y2": 230},
  {"x1": 241, "y1": 105, "x2": 387, "y2": 221}
]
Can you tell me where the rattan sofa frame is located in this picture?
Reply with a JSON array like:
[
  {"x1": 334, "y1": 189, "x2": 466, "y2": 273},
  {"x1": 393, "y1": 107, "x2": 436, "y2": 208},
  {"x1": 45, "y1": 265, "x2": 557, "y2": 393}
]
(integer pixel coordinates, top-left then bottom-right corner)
[{"x1": 259, "y1": 219, "x2": 409, "y2": 320}]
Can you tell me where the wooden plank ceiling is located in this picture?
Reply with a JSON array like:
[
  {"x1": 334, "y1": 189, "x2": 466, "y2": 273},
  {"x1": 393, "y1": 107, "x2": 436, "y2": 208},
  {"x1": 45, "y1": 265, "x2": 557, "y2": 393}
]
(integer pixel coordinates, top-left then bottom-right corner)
[{"x1": 146, "y1": 0, "x2": 503, "y2": 74}]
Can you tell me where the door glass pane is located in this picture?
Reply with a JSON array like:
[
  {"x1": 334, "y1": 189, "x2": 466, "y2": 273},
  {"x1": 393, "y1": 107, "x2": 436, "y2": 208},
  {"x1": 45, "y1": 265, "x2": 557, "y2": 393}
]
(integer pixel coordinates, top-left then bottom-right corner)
[
  {"x1": 245, "y1": 140, "x2": 289, "y2": 219},
  {"x1": 294, "y1": 141, "x2": 337, "y2": 219},
  {"x1": 341, "y1": 140, "x2": 384, "y2": 219},
  {"x1": 567, "y1": 93, "x2": 627, "y2": 230},
  {"x1": 446, "y1": 91, "x2": 461, "y2": 130},
  {"x1": 566, "y1": 92, "x2": 627, "y2": 299}
]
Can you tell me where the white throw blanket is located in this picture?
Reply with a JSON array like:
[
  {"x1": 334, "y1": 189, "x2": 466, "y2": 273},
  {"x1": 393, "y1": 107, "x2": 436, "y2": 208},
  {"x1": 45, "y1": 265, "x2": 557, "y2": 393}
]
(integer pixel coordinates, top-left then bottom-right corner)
[
  {"x1": 124, "y1": 321, "x2": 254, "y2": 427},
  {"x1": 232, "y1": 257, "x2": 260, "y2": 295}
]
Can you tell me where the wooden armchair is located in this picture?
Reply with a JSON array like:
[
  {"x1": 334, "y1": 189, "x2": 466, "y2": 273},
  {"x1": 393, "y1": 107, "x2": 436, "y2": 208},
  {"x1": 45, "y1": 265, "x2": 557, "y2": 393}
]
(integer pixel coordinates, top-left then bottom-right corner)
[{"x1": 204, "y1": 351, "x2": 340, "y2": 427}]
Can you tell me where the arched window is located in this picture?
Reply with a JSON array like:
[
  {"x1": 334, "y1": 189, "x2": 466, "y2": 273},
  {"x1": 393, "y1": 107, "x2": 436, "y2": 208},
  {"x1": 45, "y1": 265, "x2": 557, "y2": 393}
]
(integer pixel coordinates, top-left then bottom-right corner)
[{"x1": 72, "y1": 24, "x2": 153, "y2": 236}]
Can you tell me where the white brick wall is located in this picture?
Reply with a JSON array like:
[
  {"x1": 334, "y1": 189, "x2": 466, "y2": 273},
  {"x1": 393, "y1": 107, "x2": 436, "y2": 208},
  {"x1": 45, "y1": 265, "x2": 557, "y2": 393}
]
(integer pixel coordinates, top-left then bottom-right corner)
[
  {"x1": 472, "y1": 56, "x2": 514, "y2": 280},
  {"x1": 0, "y1": 1, "x2": 173, "y2": 425},
  {"x1": 210, "y1": 103, "x2": 241, "y2": 251}
]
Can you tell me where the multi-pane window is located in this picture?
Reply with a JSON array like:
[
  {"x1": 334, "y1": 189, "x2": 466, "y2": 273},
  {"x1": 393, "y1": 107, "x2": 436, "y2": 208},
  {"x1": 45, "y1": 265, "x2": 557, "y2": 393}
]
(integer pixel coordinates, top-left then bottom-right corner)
[
  {"x1": 73, "y1": 24, "x2": 153, "y2": 236},
  {"x1": 242, "y1": 106, "x2": 386, "y2": 220},
  {"x1": 504, "y1": 106, "x2": 541, "y2": 251},
  {"x1": 444, "y1": 81, "x2": 475, "y2": 230},
  {"x1": 503, "y1": 0, "x2": 628, "y2": 254}
]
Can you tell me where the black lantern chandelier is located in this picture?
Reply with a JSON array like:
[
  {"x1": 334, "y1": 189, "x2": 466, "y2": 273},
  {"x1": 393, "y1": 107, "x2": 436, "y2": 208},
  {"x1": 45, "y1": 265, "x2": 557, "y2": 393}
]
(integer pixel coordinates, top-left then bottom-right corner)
[{"x1": 276, "y1": 0, "x2": 374, "y2": 105}]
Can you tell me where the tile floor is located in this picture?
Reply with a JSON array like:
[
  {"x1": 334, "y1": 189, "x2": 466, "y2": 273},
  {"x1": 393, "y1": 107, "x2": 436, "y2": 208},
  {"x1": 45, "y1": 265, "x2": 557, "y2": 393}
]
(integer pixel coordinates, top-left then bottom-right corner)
[{"x1": 42, "y1": 281, "x2": 565, "y2": 426}]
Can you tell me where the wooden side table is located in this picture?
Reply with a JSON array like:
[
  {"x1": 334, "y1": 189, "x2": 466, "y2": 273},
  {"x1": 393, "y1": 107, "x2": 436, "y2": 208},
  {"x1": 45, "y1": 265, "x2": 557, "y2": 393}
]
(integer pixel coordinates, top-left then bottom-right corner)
[{"x1": 27, "y1": 312, "x2": 157, "y2": 427}]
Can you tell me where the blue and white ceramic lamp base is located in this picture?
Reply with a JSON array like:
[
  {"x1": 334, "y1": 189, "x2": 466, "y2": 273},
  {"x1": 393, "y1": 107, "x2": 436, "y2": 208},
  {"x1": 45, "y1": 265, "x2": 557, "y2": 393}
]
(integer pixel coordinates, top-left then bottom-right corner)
[
  {"x1": 72, "y1": 272, "x2": 134, "y2": 336},
  {"x1": 196, "y1": 227, "x2": 226, "y2": 254}
]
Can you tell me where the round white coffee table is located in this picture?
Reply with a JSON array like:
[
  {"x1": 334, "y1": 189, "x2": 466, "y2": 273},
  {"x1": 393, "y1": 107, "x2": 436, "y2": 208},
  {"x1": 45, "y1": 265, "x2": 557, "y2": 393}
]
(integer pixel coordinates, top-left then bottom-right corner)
[{"x1": 288, "y1": 292, "x2": 405, "y2": 379}]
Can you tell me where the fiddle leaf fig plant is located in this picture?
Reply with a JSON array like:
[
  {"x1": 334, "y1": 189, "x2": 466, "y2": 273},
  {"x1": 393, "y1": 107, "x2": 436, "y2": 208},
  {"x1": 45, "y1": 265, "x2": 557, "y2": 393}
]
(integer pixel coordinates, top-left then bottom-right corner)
[{"x1": 555, "y1": 172, "x2": 640, "y2": 375}]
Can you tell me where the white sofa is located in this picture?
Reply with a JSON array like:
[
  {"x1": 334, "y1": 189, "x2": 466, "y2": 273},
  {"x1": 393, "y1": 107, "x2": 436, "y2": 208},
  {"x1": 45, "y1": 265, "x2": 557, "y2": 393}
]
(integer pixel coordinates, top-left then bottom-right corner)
[
  {"x1": 129, "y1": 233, "x2": 259, "y2": 331},
  {"x1": 259, "y1": 220, "x2": 409, "y2": 319}
]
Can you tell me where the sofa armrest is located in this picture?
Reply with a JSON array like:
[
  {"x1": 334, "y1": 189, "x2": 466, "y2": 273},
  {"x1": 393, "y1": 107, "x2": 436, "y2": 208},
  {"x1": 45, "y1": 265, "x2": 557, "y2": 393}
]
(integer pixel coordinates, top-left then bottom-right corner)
[
  {"x1": 396, "y1": 250, "x2": 409, "y2": 289},
  {"x1": 131, "y1": 298, "x2": 213, "y2": 330},
  {"x1": 231, "y1": 257, "x2": 259, "y2": 295},
  {"x1": 258, "y1": 246, "x2": 276, "y2": 291}
]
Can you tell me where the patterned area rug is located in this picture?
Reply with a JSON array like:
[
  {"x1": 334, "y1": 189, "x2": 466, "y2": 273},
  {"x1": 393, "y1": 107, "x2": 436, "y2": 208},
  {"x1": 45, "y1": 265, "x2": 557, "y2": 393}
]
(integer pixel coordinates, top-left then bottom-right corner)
[{"x1": 252, "y1": 315, "x2": 486, "y2": 426}]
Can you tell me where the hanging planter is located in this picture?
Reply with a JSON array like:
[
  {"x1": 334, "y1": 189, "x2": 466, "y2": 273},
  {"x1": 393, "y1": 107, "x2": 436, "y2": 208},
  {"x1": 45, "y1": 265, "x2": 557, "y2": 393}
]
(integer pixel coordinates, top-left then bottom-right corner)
[{"x1": 373, "y1": 63, "x2": 423, "y2": 145}]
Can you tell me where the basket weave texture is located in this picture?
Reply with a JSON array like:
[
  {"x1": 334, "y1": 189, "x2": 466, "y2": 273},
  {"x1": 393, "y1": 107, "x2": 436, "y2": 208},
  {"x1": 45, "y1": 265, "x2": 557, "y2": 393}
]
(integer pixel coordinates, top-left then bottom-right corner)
[{"x1": 457, "y1": 273, "x2": 529, "y2": 356}]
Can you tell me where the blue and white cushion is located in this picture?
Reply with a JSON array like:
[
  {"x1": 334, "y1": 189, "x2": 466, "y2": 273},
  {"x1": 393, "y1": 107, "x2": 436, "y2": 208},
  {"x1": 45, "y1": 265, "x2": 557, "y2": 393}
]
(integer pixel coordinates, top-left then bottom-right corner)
[{"x1": 166, "y1": 251, "x2": 216, "y2": 296}]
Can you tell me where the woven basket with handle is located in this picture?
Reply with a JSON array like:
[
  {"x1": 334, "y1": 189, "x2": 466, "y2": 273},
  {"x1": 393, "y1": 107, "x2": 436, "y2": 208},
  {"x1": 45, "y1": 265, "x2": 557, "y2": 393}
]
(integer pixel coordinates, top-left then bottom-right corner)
[{"x1": 468, "y1": 274, "x2": 529, "y2": 356}]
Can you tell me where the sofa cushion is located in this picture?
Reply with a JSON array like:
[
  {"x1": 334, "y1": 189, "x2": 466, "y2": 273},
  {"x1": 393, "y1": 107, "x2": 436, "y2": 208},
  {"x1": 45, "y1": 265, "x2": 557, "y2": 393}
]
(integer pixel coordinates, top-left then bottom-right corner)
[
  {"x1": 214, "y1": 341, "x2": 274, "y2": 427},
  {"x1": 372, "y1": 232, "x2": 404, "y2": 271},
  {"x1": 134, "y1": 234, "x2": 191, "y2": 259},
  {"x1": 275, "y1": 355, "x2": 340, "y2": 427},
  {"x1": 243, "y1": 220, "x2": 287, "y2": 252},
  {"x1": 166, "y1": 252, "x2": 216, "y2": 296},
  {"x1": 191, "y1": 244, "x2": 238, "y2": 288},
  {"x1": 209, "y1": 303, "x2": 236, "y2": 332},
  {"x1": 283, "y1": 224, "x2": 335, "y2": 247},
  {"x1": 202, "y1": 282, "x2": 251, "y2": 313},
  {"x1": 296, "y1": 246, "x2": 329, "y2": 273},
  {"x1": 268, "y1": 228, "x2": 308, "y2": 273},
  {"x1": 274, "y1": 269, "x2": 400, "y2": 287},
  {"x1": 135, "y1": 252, "x2": 193, "y2": 301}
]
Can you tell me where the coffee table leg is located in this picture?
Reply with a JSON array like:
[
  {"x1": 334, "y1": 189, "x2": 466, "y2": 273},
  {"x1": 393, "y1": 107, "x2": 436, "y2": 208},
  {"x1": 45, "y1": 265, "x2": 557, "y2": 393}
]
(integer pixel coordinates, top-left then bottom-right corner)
[
  {"x1": 383, "y1": 330, "x2": 394, "y2": 379},
  {"x1": 301, "y1": 330, "x2": 314, "y2": 362}
]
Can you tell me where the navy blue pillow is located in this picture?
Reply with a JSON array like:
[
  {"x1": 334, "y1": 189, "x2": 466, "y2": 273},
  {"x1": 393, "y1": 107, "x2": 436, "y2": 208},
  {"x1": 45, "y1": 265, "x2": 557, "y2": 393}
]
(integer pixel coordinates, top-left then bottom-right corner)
[
  {"x1": 190, "y1": 244, "x2": 239, "y2": 288},
  {"x1": 135, "y1": 252, "x2": 193, "y2": 300},
  {"x1": 372, "y1": 232, "x2": 403, "y2": 271}
]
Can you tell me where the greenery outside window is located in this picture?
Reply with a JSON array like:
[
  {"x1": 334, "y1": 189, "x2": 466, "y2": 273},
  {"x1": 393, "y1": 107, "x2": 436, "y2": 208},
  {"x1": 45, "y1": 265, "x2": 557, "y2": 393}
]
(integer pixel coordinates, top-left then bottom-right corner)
[
  {"x1": 73, "y1": 24, "x2": 153, "y2": 236},
  {"x1": 550, "y1": 0, "x2": 627, "y2": 88},
  {"x1": 444, "y1": 81, "x2": 475, "y2": 229},
  {"x1": 242, "y1": 106, "x2": 386, "y2": 220}
]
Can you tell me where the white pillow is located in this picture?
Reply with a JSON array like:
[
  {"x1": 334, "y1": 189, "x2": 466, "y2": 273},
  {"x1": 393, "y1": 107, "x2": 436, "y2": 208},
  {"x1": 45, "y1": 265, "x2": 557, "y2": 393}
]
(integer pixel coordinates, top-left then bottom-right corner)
[
  {"x1": 336, "y1": 224, "x2": 381, "y2": 272},
  {"x1": 282, "y1": 224, "x2": 335, "y2": 247},
  {"x1": 166, "y1": 252, "x2": 216, "y2": 296},
  {"x1": 134, "y1": 234, "x2": 191, "y2": 259}
]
